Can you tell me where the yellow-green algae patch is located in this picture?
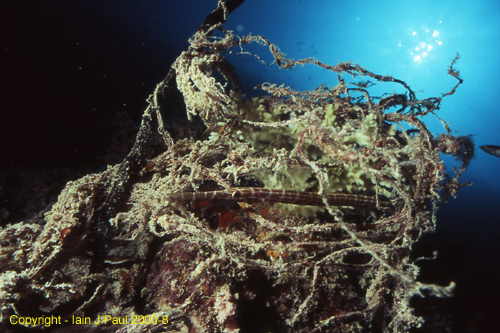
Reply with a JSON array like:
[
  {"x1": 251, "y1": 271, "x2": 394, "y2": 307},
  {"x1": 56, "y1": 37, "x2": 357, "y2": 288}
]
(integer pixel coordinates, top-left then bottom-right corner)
[{"x1": 0, "y1": 25, "x2": 472, "y2": 333}]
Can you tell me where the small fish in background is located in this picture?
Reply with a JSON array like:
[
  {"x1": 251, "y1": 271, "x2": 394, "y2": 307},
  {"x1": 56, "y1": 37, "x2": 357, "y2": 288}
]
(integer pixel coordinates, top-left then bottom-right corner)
[{"x1": 479, "y1": 145, "x2": 500, "y2": 158}]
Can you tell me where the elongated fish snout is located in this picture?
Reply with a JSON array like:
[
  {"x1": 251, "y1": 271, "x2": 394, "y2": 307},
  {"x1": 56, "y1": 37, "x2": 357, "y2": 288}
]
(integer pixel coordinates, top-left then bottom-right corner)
[{"x1": 480, "y1": 145, "x2": 500, "y2": 158}]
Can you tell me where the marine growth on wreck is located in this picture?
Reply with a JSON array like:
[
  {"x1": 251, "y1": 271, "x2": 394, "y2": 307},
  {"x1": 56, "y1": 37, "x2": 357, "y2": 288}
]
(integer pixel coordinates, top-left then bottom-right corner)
[{"x1": 0, "y1": 8, "x2": 473, "y2": 333}]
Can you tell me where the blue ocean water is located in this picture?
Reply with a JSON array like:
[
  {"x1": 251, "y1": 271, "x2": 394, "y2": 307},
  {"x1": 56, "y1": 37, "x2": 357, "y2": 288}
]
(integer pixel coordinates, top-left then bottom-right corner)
[
  {"x1": 187, "y1": 4, "x2": 500, "y2": 329},
  {"x1": 1, "y1": 0, "x2": 498, "y2": 331}
]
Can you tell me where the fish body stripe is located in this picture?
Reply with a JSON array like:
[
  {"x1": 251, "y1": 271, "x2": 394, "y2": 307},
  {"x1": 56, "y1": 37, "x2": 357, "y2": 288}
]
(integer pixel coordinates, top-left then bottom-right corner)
[{"x1": 166, "y1": 187, "x2": 390, "y2": 207}]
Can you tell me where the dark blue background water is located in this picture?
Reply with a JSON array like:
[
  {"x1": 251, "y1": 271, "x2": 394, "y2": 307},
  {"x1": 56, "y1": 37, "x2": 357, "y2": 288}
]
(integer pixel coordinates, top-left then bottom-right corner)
[{"x1": 2, "y1": 0, "x2": 498, "y2": 331}]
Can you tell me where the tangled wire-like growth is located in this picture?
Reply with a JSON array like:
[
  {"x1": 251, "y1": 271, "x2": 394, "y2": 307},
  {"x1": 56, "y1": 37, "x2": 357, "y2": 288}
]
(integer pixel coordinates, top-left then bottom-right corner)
[
  {"x1": 0, "y1": 25, "x2": 472, "y2": 333},
  {"x1": 138, "y1": 29, "x2": 470, "y2": 331}
]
